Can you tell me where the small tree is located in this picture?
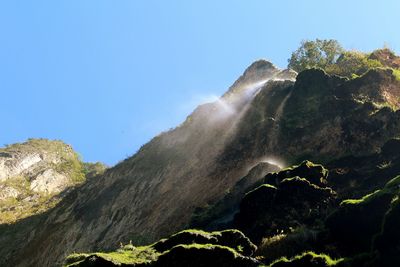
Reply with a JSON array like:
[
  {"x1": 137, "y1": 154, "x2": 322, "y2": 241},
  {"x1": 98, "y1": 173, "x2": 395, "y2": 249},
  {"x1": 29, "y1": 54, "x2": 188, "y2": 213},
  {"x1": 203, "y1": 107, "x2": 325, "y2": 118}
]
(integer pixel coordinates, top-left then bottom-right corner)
[{"x1": 288, "y1": 39, "x2": 344, "y2": 72}]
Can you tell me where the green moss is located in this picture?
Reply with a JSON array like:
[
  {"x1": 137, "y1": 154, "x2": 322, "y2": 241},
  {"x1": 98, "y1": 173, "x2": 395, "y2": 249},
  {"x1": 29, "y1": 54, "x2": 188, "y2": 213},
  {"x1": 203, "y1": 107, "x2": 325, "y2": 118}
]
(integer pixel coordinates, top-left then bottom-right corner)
[
  {"x1": 340, "y1": 190, "x2": 381, "y2": 205},
  {"x1": 391, "y1": 68, "x2": 400, "y2": 81},
  {"x1": 341, "y1": 175, "x2": 400, "y2": 206},
  {"x1": 64, "y1": 254, "x2": 89, "y2": 265},
  {"x1": 65, "y1": 246, "x2": 159, "y2": 266},
  {"x1": 151, "y1": 228, "x2": 256, "y2": 257},
  {"x1": 245, "y1": 184, "x2": 277, "y2": 196},
  {"x1": 268, "y1": 251, "x2": 344, "y2": 266},
  {"x1": 384, "y1": 175, "x2": 400, "y2": 189}
]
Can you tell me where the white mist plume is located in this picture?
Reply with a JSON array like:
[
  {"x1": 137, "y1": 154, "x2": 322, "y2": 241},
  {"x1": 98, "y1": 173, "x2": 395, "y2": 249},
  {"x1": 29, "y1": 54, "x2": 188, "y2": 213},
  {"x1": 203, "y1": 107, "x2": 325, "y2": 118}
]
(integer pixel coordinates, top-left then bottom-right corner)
[{"x1": 260, "y1": 156, "x2": 285, "y2": 169}]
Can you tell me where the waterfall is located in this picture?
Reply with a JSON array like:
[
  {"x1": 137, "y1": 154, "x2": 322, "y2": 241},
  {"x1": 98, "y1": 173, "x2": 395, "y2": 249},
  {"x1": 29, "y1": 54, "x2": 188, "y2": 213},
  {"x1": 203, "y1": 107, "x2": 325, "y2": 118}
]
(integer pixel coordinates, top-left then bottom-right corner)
[{"x1": 267, "y1": 88, "x2": 293, "y2": 155}]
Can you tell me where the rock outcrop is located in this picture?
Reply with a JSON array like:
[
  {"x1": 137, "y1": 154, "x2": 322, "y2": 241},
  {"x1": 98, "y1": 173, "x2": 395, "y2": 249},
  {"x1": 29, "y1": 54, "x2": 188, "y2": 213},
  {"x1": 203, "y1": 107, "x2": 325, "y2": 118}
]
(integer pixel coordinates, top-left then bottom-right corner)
[
  {"x1": 234, "y1": 161, "x2": 336, "y2": 242},
  {"x1": 0, "y1": 139, "x2": 84, "y2": 223},
  {"x1": 0, "y1": 139, "x2": 106, "y2": 224}
]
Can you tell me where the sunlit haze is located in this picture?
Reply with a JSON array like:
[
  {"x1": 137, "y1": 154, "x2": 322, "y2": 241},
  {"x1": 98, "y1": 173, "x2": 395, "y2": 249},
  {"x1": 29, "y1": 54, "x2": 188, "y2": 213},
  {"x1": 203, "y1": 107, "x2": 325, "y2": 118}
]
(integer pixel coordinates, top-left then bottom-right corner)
[{"x1": 1, "y1": 0, "x2": 399, "y2": 165}]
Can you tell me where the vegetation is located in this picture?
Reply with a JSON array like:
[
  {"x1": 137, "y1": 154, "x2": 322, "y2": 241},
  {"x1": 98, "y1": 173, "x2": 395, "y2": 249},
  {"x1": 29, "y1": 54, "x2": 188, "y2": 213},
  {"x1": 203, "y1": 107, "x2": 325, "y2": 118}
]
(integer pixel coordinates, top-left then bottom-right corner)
[
  {"x1": 0, "y1": 138, "x2": 97, "y2": 223},
  {"x1": 341, "y1": 175, "x2": 400, "y2": 205},
  {"x1": 288, "y1": 39, "x2": 400, "y2": 80},
  {"x1": 268, "y1": 251, "x2": 344, "y2": 267},
  {"x1": 392, "y1": 68, "x2": 400, "y2": 81},
  {"x1": 325, "y1": 50, "x2": 382, "y2": 77},
  {"x1": 65, "y1": 245, "x2": 159, "y2": 266},
  {"x1": 83, "y1": 162, "x2": 107, "y2": 179},
  {"x1": 288, "y1": 39, "x2": 344, "y2": 73},
  {"x1": 65, "y1": 229, "x2": 257, "y2": 266}
]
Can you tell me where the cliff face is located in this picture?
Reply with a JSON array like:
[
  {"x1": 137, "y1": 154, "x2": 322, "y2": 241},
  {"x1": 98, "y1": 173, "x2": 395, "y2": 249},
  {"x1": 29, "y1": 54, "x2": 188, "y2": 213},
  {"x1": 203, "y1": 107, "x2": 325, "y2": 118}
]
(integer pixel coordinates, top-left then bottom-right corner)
[
  {"x1": 1, "y1": 60, "x2": 400, "y2": 266},
  {"x1": 0, "y1": 139, "x2": 89, "y2": 223}
]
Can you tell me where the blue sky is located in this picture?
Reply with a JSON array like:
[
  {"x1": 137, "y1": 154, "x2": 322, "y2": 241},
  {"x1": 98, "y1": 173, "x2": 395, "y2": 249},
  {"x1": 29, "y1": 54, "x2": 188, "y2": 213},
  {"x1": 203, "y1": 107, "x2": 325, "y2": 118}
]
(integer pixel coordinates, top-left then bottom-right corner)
[{"x1": 1, "y1": 0, "x2": 399, "y2": 165}]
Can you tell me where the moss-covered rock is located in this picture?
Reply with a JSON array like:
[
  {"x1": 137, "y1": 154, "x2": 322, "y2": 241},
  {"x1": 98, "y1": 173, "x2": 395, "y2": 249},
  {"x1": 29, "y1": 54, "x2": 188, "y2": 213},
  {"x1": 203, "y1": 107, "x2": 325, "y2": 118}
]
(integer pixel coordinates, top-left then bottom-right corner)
[
  {"x1": 217, "y1": 229, "x2": 257, "y2": 256},
  {"x1": 154, "y1": 244, "x2": 259, "y2": 267},
  {"x1": 264, "y1": 160, "x2": 328, "y2": 187},
  {"x1": 326, "y1": 175, "x2": 400, "y2": 254},
  {"x1": 372, "y1": 197, "x2": 400, "y2": 266},
  {"x1": 152, "y1": 229, "x2": 256, "y2": 257},
  {"x1": 268, "y1": 252, "x2": 344, "y2": 267},
  {"x1": 278, "y1": 177, "x2": 334, "y2": 204},
  {"x1": 65, "y1": 229, "x2": 258, "y2": 266},
  {"x1": 256, "y1": 227, "x2": 322, "y2": 265},
  {"x1": 235, "y1": 162, "x2": 336, "y2": 242},
  {"x1": 65, "y1": 245, "x2": 158, "y2": 267},
  {"x1": 152, "y1": 230, "x2": 218, "y2": 253}
]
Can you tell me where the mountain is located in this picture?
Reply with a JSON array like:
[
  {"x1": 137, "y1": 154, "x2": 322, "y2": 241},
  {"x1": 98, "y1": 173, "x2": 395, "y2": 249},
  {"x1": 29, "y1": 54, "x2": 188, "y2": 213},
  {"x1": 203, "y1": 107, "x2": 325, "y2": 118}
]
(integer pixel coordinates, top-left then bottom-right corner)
[{"x1": 1, "y1": 51, "x2": 400, "y2": 266}]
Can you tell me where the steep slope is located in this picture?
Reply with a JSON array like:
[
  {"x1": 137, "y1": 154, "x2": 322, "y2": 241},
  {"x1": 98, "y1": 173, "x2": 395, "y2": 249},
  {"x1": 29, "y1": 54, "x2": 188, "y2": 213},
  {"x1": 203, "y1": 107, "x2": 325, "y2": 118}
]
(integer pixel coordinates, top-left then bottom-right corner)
[
  {"x1": 1, "y1": 60, "x2": 400, "y2": 266},
  {"x1": 0, "y1": 139, "x2": 105, "y2": 223},
  {"x1": 65, "y1": 147, "x2": 400, "y2": 267}
]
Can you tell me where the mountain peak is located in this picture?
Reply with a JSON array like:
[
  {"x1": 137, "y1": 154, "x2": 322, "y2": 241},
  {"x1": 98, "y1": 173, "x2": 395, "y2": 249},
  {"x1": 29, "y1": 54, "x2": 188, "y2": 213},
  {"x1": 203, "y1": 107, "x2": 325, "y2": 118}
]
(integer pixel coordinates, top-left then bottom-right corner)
[{"x1": 223, "y1": 59, "x2": 296, "y2": 99}]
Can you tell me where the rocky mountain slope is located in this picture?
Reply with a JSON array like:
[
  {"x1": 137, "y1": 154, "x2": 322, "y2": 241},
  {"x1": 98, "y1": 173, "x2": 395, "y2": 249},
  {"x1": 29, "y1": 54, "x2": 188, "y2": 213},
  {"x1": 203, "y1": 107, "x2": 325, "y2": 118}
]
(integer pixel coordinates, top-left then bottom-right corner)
[
  {"x1": 65, "y1": 146, "x2": 400, "y2": 266},
  {"x1": 0, "y1": 139, "x2": 105, "y2": 223},
  {"x1": 1, "y1": 48, "x2": 400, "y2": 266}
]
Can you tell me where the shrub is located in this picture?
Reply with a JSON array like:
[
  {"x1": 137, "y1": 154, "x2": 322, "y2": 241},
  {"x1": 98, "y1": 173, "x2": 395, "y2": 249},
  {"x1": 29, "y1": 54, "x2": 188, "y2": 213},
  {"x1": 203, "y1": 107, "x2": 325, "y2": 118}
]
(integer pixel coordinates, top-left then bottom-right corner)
[{"x1": 325, "y1": 51, "x2": 383, "y2": 77}]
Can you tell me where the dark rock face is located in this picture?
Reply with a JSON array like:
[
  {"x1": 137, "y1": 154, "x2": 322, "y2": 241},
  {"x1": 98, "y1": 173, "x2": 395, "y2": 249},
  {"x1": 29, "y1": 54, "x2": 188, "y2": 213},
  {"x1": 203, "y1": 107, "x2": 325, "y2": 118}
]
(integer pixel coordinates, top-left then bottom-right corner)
[
  {"x1": 277, "y1": 69, "x2": 400, "y2": 163},
  {"x1": 327, "y1": 138, "x2": 400, "y2": 199},
  {"x1": 373, "y1": 198, "x2": 400, "y2": 266},
  {"x1": 381, "y1": 138, "x2": 400, "y2": 158},
  {"x1": 190, "y1": 162, "x2": 281, "y2": 230},
  {"x1": 234, "y1": 162, "x2": 336, "y2": 242},
  {"x1": 326, "y1": 191, "x2": 394, "y2": 254},
  {"x1": 68, "y1": 256, "x2": 128, "y2": 267}
]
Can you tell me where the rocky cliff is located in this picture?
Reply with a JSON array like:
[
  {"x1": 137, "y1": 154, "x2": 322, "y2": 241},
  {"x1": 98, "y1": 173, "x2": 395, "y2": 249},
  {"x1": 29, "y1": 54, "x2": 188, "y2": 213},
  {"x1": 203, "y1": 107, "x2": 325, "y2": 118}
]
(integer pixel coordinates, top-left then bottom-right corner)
[
  {"x1": 0, "y1": 139, "x2": 105, "y2": 223},
  {"x1": 1, "y1": 58, "x2": 400, "y2": 266}
]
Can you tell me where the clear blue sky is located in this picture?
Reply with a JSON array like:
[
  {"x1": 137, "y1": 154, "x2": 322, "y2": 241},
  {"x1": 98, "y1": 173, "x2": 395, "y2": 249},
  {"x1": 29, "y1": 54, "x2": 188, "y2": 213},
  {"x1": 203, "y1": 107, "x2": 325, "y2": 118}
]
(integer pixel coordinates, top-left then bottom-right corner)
[{"x1": 1, "y1": 1, "x2": 399, "y2": 165}]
